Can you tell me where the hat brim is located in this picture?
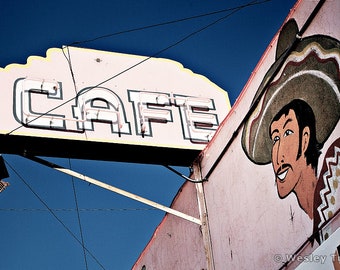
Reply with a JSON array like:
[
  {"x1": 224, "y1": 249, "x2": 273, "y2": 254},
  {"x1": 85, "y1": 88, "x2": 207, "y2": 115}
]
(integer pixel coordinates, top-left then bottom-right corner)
[{"x1": 242, "y1": 41, "x2": 340, "y2": 164}]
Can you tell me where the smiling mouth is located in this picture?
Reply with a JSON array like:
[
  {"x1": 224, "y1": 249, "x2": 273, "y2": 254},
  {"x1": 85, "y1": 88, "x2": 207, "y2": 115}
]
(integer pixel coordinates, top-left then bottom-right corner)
[{"x1": 277, "y1": 169, "x2": 288, "y2": 182}]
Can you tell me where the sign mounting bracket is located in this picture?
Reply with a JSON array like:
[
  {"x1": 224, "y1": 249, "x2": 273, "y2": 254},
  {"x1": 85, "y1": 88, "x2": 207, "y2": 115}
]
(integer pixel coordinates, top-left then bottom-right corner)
[{"x1": 22, "y1": 155, "x2": 202, "y2": 226}]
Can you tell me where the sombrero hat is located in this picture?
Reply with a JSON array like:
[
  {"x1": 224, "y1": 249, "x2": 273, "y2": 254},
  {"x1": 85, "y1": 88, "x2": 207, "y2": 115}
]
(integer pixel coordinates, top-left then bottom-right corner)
[{"x1": 242, "y1": 19, "x2": 340, "y2": 164}]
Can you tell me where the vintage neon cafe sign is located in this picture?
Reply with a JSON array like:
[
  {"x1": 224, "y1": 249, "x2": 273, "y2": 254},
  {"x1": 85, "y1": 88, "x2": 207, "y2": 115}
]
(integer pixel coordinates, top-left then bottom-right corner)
[{"x1": 0, "y1": 47, "x2": 230, "y2": 165}]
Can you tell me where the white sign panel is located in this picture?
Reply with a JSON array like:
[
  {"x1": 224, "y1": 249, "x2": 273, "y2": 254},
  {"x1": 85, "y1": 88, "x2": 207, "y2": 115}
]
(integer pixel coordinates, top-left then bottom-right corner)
[{"x1": 0, "y1": 47, "x2": 230, "y2": 165}]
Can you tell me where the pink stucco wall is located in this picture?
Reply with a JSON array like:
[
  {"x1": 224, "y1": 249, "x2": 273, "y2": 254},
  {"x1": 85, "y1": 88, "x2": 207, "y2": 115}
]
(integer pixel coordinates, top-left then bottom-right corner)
[
  {"x1": 132, "y1": 181, "x2": 206, "y2": 270},
  {"x1": 133, "y1": 0, "x2": 340, "y2": 269}
]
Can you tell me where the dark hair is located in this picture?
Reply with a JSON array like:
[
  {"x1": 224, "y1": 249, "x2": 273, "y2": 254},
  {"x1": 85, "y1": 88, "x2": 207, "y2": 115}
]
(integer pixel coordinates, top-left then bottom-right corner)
[{"x1": 271, "y1": 99, "x2": 321, "y2": 172}]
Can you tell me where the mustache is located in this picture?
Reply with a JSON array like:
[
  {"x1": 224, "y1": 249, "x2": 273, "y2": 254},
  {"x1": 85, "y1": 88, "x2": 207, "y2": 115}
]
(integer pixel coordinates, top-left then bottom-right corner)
[{"x1": 276, "y1": 163, "x2": 292, "y2": 175}]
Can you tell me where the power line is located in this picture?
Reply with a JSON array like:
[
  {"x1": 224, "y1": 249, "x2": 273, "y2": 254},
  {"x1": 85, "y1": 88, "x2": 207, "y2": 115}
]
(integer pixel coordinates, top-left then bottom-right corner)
[
  {"x1": 69, "y1": 159, "x2": 89, "y2": 270},
  {"x1": 4, "y1": 158, "x2": 107, "y2": 270},
  {"x1": 6, "y1": 0, "x2": 270, "y2": 136},
  {"x1": 68, "y1": 0, "x2": 270, "y2": 46},
  {"x1": 0, "y1": 207, "x2": 157, "y2": 212}
]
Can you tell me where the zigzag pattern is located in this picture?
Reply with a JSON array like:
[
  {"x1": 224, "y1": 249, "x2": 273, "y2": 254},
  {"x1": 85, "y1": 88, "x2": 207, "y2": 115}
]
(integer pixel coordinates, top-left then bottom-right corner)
[{"x1": 317, "y1": 145, "x2": 340, "y2": 227}]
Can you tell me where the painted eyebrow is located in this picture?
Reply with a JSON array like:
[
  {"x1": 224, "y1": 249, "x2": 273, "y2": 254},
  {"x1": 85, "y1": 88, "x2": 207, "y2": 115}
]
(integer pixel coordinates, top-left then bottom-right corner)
[
  {"x1": 270, "y1": 118, "x2": 293, "y2": 137},
  {"x1": 283, "y1": 118, "x2": 293, "y2": 129},
  {"x1": 270, "y1": 128, "x2": 279, "y2": 138}
]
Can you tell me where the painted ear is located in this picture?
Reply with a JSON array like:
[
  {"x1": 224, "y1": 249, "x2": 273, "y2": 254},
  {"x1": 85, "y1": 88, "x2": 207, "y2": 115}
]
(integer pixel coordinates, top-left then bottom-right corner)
[{"x1": 302, "y1": 126, "x2": 310, "y2": 153}]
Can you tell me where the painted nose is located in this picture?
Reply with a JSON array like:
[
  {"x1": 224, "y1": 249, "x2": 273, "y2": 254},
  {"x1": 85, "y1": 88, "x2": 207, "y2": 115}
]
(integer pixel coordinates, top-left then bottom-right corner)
[{"x1": 276, "y1": 141, "x2": 284, "y2": 165}]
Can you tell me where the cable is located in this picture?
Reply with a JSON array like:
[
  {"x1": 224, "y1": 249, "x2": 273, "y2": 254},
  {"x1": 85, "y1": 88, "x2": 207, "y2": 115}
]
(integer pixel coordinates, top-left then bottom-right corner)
[
  {"x1": 6, "y1": 50, "x2": 152, "y2": 135},
  {"x1": 61, "y1": 46, "x2": 77, "y2": 94},
  {"x1": 278, "y1": 206, "x2": 340, "y2": 270},
  {"x1": 61, "y1": 46, "x2": 89, "y2": 141},
  {"x1": 0, "y1": 207, "x2": 157, "y2": 212},
  {"x1": 6, "y1": 0, "x2": 270, "y2": 136},
  {"x1": 202, "y1": 0, "x2": 327, "y2": 181},
  {"x1": 69, "y1": 159, "x2": 89, "y2": 270},
  {"x1": 68, "y1": 0, "x2": 271, "y2": 46},
  {"x1": 163, "y1": 165, "x2": 207, "y2": 183},
  {"x1": 3, "y1": 158, "x2": 106, "y2": 270}
]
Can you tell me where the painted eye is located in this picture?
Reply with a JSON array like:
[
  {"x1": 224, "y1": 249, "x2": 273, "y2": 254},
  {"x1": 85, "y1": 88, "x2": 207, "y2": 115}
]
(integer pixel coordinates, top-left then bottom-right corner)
[
  {"x1": 284, "y1": 129, "x2": 293, "y2": 137},
  {"x1": 272, "y1": 135, "x2": 280, "y2": 145}
]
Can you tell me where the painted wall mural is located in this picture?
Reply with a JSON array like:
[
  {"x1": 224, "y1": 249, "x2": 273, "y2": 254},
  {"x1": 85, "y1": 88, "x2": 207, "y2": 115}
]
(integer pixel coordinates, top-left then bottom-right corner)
[
  {"x1": 132, "y1": 2, "x2": 340, "y2": 269},
  {"x1": 242, "y1": 19, "x2": 340, "y2": 246}
]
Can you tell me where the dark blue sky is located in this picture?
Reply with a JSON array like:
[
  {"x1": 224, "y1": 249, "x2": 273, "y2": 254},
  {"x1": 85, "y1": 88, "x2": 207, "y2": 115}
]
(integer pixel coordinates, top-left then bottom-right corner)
[{"x1": 1, "y1": 1, "x2": 295, "y2": 269}]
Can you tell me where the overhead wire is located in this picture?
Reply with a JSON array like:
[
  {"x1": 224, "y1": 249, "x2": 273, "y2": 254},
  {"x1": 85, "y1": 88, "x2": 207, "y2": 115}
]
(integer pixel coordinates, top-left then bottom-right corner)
[
  {"x1": 68, "y1": 0, "x2": 270, "y2": 46},
  {"x1": 6, "y1": 0, "x2": 271, "y2": 137},
  {"x1": 202, "y1": 0, "x2": 327, "y2": 181},
  {"x1": 163, "y1": 165, "x2": 206, "y2": 183},
  {"x1": 69, "y1": 158, "x2": 89, "y2": 270},
  {"x1": 0, "y1": 207, "x2": 157, "y2": 212},
  {"x1": 278, "y1": 207, "x2": 340, "y2": 269},
  {"x1": 61, "y1": 46, "x2": 89, "y2": 141},
  {"x1": 3, "y1": 158, "x2": 107, "y2": 270},
  {"x1": 2, "y1": 1, "x2": 273, "y2": 267},
  {"x1": 61, "y1": 46, "x2": 77, "y2": 92},
  {"x1": 2, "y1": 2, "x2": 272, "y2": 262}
]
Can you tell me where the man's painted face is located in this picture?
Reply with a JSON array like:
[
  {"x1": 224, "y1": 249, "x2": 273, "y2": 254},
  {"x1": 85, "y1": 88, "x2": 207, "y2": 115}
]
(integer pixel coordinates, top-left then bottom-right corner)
[{"x1": 270, "y1": 109, "x2": 307, "y2": 198}]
